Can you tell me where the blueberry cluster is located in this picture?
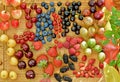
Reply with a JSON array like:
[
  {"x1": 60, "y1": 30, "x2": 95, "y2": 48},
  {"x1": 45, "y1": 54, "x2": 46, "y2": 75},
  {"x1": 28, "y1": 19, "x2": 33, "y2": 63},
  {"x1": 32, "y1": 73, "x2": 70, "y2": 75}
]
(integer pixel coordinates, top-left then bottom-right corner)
[
  {"x1": 58, "y1": 1, "x2": 82, "y2": 36},
  {"x1": 35, "y1": 2, "x2": 56, "y2": 44}
]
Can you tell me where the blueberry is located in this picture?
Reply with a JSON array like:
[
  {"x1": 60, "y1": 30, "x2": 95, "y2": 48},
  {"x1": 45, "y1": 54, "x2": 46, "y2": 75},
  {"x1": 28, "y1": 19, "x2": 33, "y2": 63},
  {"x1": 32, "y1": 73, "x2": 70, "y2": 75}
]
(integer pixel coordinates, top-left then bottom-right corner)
[
  {"x1": 34, "y1": 37, "x2": 39, "y2": 41},
  {"x1": 41, "y1": 13, "x2": 45, "y2": 17},
  {"x1": 50, "y1": 2, "x2": 54, "y2": 7},
  {"x1": 39, "y1": 35, "x2": 44, "y2": 41},
  {"x1": 41, "y1": 26, "x2": 45, "y2": 31},
  {"x1": 42, "y1": 18, "x2": 46, "y2": 22},
  {"x1": 50, "y1": 7, "x2": 55, "y2": 12},
  {"x1": 57, "y1": 1, "x2": 62, "y2": 6},
  {"x1": 38, "y1": 18, "x2": 42, "y2": 22},
  {"x1": 44, "y1": 4, "x2": 49, "y2": 9},
  {"x1": 42, "y1": 31, "x2": 48, "y2": 36},
  {"x1": 35, "y1": 22, "x2": 41, "y2": 28},
  {"x1": 47, "y1": 35, "x2": 52, "y2": 42},
  {"x1": 36, "y1": 28, "x2": 41, "y2": 32},
  {"x1": 36, "y1": 33, "x2": 40, "y2": 37},
  {"x1": 41, "y1": 2, "x2": 46, "y2": 7},
  {"x1": 44, "y1": 22, "x2": 49, "y2": 28},
  {"x1": 48, "y1": 30, "x2": 52, "y2": 35},
  {"x1": 49, "y1": 25, "x2": 53, "y2": 30},
  {"x1": 47, "y1": 11, "x2": 51, "y2": 15},
  {"x1": 48, "y1": 20, "x2": 52, "y2": 25},
  {"x1": 42, "y1": 40, "x2": 46, "y2": 44},
  {"x1": 45, "y1": 15, "x2": 50, "y2": 19},
  {"x1": 64, "y1": 11, "x2": 70, "y2": 17},
  {"x1": 77, "y1": 1, "x2": 81, "y2": 6},
  {"x1": 37, "y1": 14, "x2": 41, "y2": 18}
]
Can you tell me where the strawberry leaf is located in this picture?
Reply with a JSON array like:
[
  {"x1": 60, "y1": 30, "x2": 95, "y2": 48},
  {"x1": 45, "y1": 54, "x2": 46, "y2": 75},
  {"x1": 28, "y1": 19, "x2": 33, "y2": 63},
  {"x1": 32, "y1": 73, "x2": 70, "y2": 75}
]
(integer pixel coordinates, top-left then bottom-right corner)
[
  {"x1": 101, "y1": 40, "x2": 109, "y2": 45},
  {"x1": 117, "y1": 53, "x2": 120, "y2": 59},
  {"x1": 109, "y1": 60, "x2": 116, "y2": 66},
  {"x1": 104, "y1": 30, "x2": 113, "y2": 38}
]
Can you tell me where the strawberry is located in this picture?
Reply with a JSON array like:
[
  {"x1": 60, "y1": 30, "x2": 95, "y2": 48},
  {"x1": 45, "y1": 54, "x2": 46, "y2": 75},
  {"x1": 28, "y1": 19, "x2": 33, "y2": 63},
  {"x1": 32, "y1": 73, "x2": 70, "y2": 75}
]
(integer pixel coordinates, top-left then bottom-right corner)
[
  {"x1": 33, "y1": 41, "x2": 43, "y2": 50},
  {"x1": 63, "y1": 41, "x2": 70, "y2": 49},
  {"x1": 69, "y1": 48, "x2": 76, "y2": 55},
  {"x1": 53, "y1": 56, "x2": 62, "y2": 67},
  {"x1": 44, "y1": 63, "x2": 54, "y2": 76},
  {"x1": 73, "y1": 44, "x2": 80, "y2": 50},
  {"x1": 70, "y1": 38, "x2": 77, "y2": 46},
  {"x1": 48, "y1": 46, "x2": 58, "y2": 57},
  {"x1": 36, "y1": 54, "x2": 48, "y2": 68}
]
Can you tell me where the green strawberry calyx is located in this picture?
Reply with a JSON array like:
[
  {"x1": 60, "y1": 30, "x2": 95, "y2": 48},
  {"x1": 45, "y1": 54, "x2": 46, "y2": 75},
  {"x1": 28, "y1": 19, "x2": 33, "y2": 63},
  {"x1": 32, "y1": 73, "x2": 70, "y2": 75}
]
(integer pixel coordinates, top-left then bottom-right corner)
[{"x1": 37, "y1": 60, "x2": 47, "y2": 68}]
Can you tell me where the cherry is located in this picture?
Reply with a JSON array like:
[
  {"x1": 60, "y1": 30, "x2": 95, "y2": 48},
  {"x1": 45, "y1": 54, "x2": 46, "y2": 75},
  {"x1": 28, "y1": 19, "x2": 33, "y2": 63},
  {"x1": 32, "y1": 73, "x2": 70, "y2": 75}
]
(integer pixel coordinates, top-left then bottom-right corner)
[
  {"x1": 82, "y1": 9, "x2": 91, "y2": 16},
  {"x1": 26, "y1": 21, "x2": 33, "y2": 29},
  {"x1": 14, "y1": 35, "x2": 18, "y2": 39},
  {"x1": 36, "y1": 8, "x2": 42, "y2": 14},
  {"x1": 25, "y1": 8, "x2": 31, "y2": 15},
  {"x1": 31, "y1": 17, "x2": 37, "y2": 23},
  {"x1": 94, "y1": 11, "x2": 103, "y2": 20},
  {"x1": 30, "y1": 3, "x2": 37, "y2": 9},
  {"x1": 25, "y1": 15, "x2": 31, "y2": 20},
  {"x1": 20, "y1": 2, "x2": 27, "y2": 9}
]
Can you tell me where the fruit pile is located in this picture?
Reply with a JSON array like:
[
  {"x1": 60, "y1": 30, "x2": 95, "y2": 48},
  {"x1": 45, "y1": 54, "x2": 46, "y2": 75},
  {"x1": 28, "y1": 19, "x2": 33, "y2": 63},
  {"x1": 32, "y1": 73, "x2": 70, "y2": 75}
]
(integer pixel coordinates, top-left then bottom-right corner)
[{"x1": 0, "y1": 0, "x2": 120, "y2": 82}]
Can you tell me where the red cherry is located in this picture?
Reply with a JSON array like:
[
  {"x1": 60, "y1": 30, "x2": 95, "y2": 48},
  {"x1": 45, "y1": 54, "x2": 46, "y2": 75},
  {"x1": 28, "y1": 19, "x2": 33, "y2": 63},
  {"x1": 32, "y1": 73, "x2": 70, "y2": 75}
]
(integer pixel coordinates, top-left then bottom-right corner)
[
  {"x1": 94, "y1": 11, "x2": 103, "y2": 20},
  {"x1": 16, "y1": 39, "x2": 20, "y2": 44},
  {"x1": 82, "y1": 9, "x2": 91, "y2": 16},
  {"x1": 20, "y1": 39, "x2": 25, "y2": 44},
  {"x1": 14, "y1": 34, "x2": 18, "y2": 39},
  {"x1": 11, "y1": 19, "x2": 19, "y2": 28},
  {"x1": 20, "y1": 2, "x2": 27, "y2": 9},
  {"x1": 0, "y1": 21, "x2": 10, "y2": 31},
  {"x1": 96, "y1": 0, "x2": 104, "y2": 7},
  {"x1": 31, "y1": 17, "x2": 37, "y2": 23},
  {"x1": 0, "y1": 10, "x2": 10, "y2": 21},
  {"x1": 30, "y1": 3, "x2": 37, "y2": 9},
  {"x1": 25, "y1": 8, "x2": 31, "y2": 15},
  {"x1": 36, "y1": 8, "x2": 42, "y2": 14},
  {"x1": 25, "y1": 15, "x2": 31, "y2": 20},
  {"x1": 26, "y1": 21, "x2": 33, "y2": 29}
]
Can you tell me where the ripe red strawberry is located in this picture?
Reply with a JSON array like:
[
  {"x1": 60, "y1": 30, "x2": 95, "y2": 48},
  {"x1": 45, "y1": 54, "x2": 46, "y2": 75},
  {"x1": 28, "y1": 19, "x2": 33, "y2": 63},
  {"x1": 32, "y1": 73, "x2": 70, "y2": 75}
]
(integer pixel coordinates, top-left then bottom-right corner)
[
  {"x1": 63, "y1": 41, "x2": 70, "y2": 49},
  {"x1": 48, "y1": 46, "x2": 58, "y2": 57},
  {"x1": 70, "y1": 38, "x2": 78, "y2": 46},
  {"x1": 33, "y1": 41, "x2": 43, "y2": 50},
  {"x1": 36, "y1": 54, "x2": 48, "y2": 68},
  {"x1": 53, "y1": 56, "x2": 62, "y2": 67},
  {"x1": 44, "y1": 63, "x2": 54, "y2": 76}
]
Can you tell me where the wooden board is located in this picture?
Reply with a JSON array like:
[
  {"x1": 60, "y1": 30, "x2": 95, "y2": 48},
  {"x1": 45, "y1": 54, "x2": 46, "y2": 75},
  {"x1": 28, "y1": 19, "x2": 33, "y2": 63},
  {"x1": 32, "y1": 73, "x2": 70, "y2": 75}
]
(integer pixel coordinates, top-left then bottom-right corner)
[{"x1": 0, "y1": 0, "x2": 109, "y2": 82}]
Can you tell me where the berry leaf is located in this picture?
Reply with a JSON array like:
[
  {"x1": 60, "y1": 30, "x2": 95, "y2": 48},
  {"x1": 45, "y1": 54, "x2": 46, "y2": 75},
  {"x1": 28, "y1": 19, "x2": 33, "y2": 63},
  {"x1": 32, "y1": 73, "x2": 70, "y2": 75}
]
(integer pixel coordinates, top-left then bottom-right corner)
[
  {"x1": 104, "y1": 30, "x2": 113, "y2": 38},
  {"x1": 109, "y1": 60, "x2": 116, "y2": 66}
]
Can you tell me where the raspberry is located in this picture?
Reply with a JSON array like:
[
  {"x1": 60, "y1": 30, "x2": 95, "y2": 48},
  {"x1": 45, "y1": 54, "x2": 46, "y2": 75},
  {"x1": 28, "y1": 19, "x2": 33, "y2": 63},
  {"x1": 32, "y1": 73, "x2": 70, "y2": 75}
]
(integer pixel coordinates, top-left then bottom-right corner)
[
  {"x1": 73, "y1": 44, "x2": 80, "y2": 50},
  {"x1": 69, "y1": 48, "x2": 76, "y2": 55},
  {"x1": 57, "y1": 42, "x2": 63, "y2": 48},
  {"x1": 76, "y1": 37, "x2": 83, "y2": 43},
  {"x1": 70, "y1": 38, "x2": 78, "y2": 46},
  {"x1": 63, "y1": 41, "x2": 70, "y2": 49},
  {"x1": 66, "y1": 36, "x2": 72, "y2": 42}
]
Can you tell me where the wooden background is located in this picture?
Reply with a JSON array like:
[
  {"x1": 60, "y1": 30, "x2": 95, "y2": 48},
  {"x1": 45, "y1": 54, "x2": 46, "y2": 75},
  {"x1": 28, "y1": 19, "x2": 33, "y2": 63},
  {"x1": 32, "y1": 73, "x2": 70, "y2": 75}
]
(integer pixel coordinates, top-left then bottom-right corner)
[{"x1": 0, "y1": 0, "x2": 117, "y2": 82}]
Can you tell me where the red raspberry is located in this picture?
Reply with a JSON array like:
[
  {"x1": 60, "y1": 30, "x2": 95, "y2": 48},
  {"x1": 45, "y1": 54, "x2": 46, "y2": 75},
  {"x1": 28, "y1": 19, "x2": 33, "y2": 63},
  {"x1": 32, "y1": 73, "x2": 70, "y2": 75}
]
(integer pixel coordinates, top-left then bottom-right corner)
[
  {"x1": 57, "y1": 42, "x2": 63, "y2": 48},
  {"x1": 63, "y1": 41, "x2": 70, "y2": 49},
  {"x1": 70, "y1": 38, "x2": 78, "y2": 46}
]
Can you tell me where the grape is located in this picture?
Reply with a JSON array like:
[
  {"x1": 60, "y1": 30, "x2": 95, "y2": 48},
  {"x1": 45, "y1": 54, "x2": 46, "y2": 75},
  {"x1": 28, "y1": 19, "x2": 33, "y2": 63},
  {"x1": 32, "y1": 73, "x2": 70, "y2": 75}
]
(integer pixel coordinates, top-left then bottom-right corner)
[
  {"x1": 98, "y1": 52, "x2": 106, "y2": 62},
  {"x1": 85, "y1": 48, "x2": 92, "y2": 56},
  {"x1": 80, "y1": 27, "x2": 88, "y2": 39},
  {"x1": 87, "y1": 38, "x2": 96, "y2": 48},
  {"x1": 88, "y1": 27, "x2": 96, "y2": 36},
  {"x1": 93, "y1": 45, "x2": 102, "y2": 53},
  {"x1": 80, "y1": 41, "x2": 88, "y2": 49}
]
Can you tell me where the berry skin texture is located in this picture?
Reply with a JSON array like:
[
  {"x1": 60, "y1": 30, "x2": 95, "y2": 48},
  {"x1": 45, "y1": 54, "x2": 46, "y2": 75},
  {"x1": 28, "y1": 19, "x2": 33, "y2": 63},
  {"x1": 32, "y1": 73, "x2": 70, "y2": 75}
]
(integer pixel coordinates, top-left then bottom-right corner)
[
  {"x1": 11, "y1": 19, "x2": 19, "y2": 28},
  {"x1": 36, "y1": 54, "x2": 48, "y2": 68},
  {"x1": 47, "y1": 46, "x2": 58, "y2": 57},
  {"x1": 44, "y1": 63, "x2": 54, "y2": 76},
  {"x1": 53, "y1": 56, "x2": 62, "y2": 67},
  {"x1": 32, "y1": 41, "x2": 43, "y2": 50},
  {"x1": 69, "y1": 48, "x2": 76, "y2": 55}
]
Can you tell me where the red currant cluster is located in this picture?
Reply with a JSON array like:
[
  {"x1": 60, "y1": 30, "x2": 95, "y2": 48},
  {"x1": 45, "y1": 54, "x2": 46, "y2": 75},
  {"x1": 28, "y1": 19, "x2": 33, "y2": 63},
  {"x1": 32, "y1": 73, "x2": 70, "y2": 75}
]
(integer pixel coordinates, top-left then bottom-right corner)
[
  {"x1": 14, "y1": 31, "x2": 35, "y2": 44},
  {"x1": 20, "y1": 2, "x2": 42, "y2": 29},
  {"x1": 52, "y1": 13, "x2": 62, "y2": 38}
]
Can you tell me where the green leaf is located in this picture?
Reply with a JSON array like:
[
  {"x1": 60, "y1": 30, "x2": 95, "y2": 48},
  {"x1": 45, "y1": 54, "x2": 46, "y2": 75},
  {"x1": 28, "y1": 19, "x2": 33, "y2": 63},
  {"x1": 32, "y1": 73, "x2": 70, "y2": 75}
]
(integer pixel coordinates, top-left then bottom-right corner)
[
  {"x1": 114, "y1": 32, "x2": 120, "y2": 39},
  {"x1": 111, "y1": 24, "x2": 116, "y2": 31},
  {"x1": 104, "y1": 30, "x2": 113, "y2": 38},
  {"x1": 117, "y1": 53, "x2": 120, "y2": 59},
  {"x1": 109, "y1": 60, "x2": 117, "y2": 66},
  {"x1": 101, "y1": 40, "x2": 109, "y2": 45},
  {"x1": 117, "y1": 63, "x2": 120, "y2": 67},
  {"x1": 114, "y1": 20, "x2": 120, "y2": 26},
  {"x1": 111, "y1": 38, "x2": 117, "y2": 44},
  {"x1": 112, "y1": 7, "x2": 116, "y2": 15}
]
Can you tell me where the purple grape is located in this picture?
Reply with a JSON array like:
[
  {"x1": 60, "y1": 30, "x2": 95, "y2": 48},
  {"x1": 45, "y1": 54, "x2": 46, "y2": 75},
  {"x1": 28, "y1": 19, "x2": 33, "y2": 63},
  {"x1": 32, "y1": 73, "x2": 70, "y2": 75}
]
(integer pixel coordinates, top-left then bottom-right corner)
[
  {"x1": 28, "y1": 59, "x2": 36, "y2": 67},
  {"x1": 21, "y1": 43, "x2": 29, "y2": 52},
  {"x1": 14, "y1": 50, "x2": 23, "y2": 59},
  {"x1": 26, "y1": 70, "x2": 35, "y2": 79},
  {"x1": 25, "y1": 51, "x2": 33, "y2": 59}
]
